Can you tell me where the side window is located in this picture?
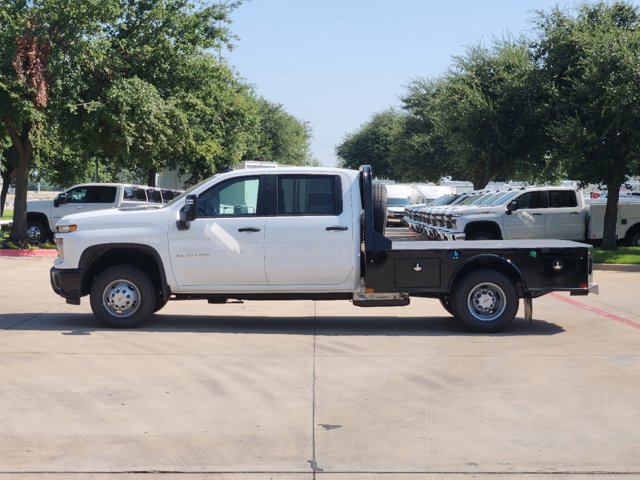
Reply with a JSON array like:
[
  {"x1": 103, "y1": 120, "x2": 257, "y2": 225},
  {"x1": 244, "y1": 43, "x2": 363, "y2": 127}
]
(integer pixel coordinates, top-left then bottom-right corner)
[
  {"x1": 123, "y1": 187, "x2": 135, "y2": 201},
  {"x1": 66, "y1": 186, "x2": 117, "y2": 203},
  {"x1": 515, "y1": 191, "x2": 547, "y2": 209},
  {"x1": 147, "y1": 189, "x2": 163, "y2": 203},
  {"x1": 89, "y1": 186, "x2": 117, "y2": 203},
  {"x1": 123, "y1": 187, "x2": 147, "y2": 201},
  {"x1": 66, "y1": 187, "x2": 89, "y2": 203},
  {"x1": 134, "y1": 187, "x2": 147, "y2": 201},
  {"x1": 198, "y1": 176, "x2": 260, "y2": 217},
  {"x1": 277, "y1": 175, "x2": 341, "y2": 216},
  {"x1": 549, "y1": 190, "x2": 577, "y2": 208}
]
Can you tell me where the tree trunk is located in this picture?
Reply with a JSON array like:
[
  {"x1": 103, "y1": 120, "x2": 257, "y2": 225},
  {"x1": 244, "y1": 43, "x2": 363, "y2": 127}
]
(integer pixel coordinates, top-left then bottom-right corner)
[
  {"x1": 147, "y1": 168, "x2": 157, "y2": 187},
  {"x1": 601, "y1": 181, "x2": 621, "y2": 250},
  {"x1": 0, "y1": 171, "x2": 11, "y2": 218},
  {"x1": 4, "y1": 121, "x2": 33, "y2": 243},
  {"x1": 1, "y1": 147, "x2": 17, "y2": 217}
]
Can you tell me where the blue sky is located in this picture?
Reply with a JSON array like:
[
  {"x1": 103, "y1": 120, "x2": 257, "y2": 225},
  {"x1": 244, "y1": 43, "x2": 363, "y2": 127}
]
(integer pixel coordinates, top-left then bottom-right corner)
[{"x1": 225, "y1": 0, "x2": 577, "y2": 166}]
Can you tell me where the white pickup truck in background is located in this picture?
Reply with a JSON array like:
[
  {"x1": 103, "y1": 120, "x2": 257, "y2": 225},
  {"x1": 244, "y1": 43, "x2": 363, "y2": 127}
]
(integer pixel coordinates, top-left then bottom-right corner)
[
  {"x1": 406, "y1": 187, "x2": 640, "y2": 246},
  {"x1": 26, "y1": 183, "x2": 182, "y2": 243}
]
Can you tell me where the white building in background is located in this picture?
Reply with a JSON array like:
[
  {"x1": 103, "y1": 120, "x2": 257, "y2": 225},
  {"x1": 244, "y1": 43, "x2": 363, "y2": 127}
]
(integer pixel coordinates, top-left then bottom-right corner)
[{"x1": 382, "y1": 181, "x2": 474, "y2": 205}]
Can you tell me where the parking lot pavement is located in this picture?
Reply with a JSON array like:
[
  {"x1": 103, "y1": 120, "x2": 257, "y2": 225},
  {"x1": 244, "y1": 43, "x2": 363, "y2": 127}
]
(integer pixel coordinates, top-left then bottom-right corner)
[{"x1": 1, "y1": 256, "x2": 639, "y2": 479}]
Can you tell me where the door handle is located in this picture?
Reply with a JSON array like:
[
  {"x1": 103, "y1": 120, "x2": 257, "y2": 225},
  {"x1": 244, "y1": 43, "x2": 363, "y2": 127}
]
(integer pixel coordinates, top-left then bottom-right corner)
[
  {"x1": 570, "y1": 212, "x2": 580, "y2": 215},
  {"x1": 326, "y1": 226, "x2": 348, "y2": 231},
  {"x1": 238, "y1": 227, "x2": 261, "y2": 232},
  {"x1": 532, "y1": 213, "x2": 543, "y2": 216}
]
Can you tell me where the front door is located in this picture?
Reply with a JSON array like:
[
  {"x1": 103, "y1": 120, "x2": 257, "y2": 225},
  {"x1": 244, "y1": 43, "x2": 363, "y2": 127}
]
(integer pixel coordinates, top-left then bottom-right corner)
[
  {"x1": 503, "y1": 190, "x2": 547, "y2": 239},
  {"x1": 168, "y1": 175, "x2": 268, "y2": 290}
]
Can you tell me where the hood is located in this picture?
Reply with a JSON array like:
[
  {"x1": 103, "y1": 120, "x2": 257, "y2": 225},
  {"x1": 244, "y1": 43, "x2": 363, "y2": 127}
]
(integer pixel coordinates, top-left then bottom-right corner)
[
  {"x1": 27, "y1": 198, "x2": 55, "y2": 210},
  {"x1": 55, "y1": 204, "x2": 173, "y2": 230}
]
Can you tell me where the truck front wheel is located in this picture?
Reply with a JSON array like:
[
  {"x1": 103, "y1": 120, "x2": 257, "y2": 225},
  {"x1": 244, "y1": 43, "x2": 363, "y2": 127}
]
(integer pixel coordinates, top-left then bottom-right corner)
[
  {"x1": 27, "y1": 219, "x2": 50, "y2": 243},
  {"x1": 90, "y1": 266, "x2": 156, "y2": 328},
  {"x1": 451, "y1": 269, "x2": 519, "y2": 332}
]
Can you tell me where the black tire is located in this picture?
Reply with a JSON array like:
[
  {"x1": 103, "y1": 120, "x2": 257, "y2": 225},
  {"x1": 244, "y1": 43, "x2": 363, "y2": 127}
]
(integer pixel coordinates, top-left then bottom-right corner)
[
  {"x1": 625, "y1": 227, "x2": 640, "y2": 247},
  {"x1": 439, "y1": 296, "x2": 454, "y2": 316},
  {"x1": 451, "y1": 269, "x2": 519, "y2": 333},
  {"x1": 466, "y1": 228, "x2": 496, "y2": 241},
  {"x1": 372, "y1": 183, "x2": 387, "y2": 236},
  {"x1": 26, "y1": 219, "x2": 50, "y2": 243},
  {"x1": 90, "y1": 265, "x2": 155, "y2": 328}
]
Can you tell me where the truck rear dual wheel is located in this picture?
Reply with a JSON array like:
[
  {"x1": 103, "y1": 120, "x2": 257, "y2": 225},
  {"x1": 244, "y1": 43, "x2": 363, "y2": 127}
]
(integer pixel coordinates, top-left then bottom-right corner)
[
  {"x1": 451, "y1": 269, "x2": 519, "y2": 333},
  {"x1": 90, "y1": 266, "x2": 156, "y2": 328}
]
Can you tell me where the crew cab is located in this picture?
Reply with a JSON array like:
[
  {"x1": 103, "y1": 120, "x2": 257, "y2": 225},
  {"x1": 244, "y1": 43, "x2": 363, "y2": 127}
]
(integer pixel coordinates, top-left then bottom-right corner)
[
  {"x1": 50, "y1": 166, "x2": 597, "y2": 333},
  {"x1": 27, "y1": 183, "x2": 182, "y2": 242}
]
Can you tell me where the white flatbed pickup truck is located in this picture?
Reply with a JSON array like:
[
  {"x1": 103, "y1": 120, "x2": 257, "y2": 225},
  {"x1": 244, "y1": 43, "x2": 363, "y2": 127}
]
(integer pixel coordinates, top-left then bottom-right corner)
[{"x1": 50, "y1": 165, "x2": 597, "y2": 333}]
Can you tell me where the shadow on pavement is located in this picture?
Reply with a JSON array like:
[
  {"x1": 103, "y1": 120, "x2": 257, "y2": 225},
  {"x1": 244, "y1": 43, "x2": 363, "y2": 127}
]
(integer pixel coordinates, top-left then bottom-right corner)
[{"x1": 0, "y1": 312, "x2": 565, "y2": 337}]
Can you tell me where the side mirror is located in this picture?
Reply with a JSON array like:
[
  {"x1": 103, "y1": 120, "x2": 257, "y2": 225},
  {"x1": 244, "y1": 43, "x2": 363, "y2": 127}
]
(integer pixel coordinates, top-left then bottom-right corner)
[
  {"x1": 177, "y1": 194, "x2": 198, "y2": 230},
  {"x1": 53, "y1": 193, "x2": 68, "y2": 207},
  {"x1": 506, "y1": 200, "x2": 518, "y2": 215}
]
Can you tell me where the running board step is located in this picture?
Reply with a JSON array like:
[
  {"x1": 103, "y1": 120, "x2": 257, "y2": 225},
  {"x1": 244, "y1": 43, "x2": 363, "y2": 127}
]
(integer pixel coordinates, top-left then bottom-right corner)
[{"x1": 352, "y1": 292, "x2": 410, "y2": 307}]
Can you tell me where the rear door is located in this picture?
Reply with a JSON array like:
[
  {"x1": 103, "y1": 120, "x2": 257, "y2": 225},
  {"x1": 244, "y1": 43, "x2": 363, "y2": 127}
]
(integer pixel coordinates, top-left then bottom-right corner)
[
  {"x1": 544, "y1": 190, "x2": 586, "y2": 240},
  {"x1": 263, "y1": 173, "x2": 356, "y2": 287}
]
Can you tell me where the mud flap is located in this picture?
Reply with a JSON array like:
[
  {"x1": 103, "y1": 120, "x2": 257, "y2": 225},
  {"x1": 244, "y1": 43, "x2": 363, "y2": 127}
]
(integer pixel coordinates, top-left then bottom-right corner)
[{"x1": 524, "y1": 296, "x2": 533, "y2": 323}]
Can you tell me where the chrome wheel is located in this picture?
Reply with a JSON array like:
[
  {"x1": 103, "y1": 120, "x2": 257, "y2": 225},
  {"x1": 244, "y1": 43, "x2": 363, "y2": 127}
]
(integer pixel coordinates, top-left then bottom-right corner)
[
  {"x1": 467, "y1": 282, "x2": 507, "y2": 322},
  {"x1": 102, "y1": 279, "x2": 141, "y2": 318}
]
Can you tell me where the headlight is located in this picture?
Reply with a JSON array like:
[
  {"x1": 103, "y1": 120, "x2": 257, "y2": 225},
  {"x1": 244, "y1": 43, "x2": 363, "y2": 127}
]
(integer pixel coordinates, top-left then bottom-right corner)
[{"x1": 56, "y1": 224, "x2": 77, "y2": 233}]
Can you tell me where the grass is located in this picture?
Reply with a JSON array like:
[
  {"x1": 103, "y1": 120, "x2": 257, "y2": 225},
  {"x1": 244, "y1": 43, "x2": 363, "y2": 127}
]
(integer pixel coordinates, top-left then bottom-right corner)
[
  {"x1": 1, "y1": 210, "x2": 12, "y2": 220},
  {"x1": 0, "y1": 226, "x2": 56, "y2": 250},
  {"x1": 593, "y1": 247, "x2": 640, "y2": 265}
]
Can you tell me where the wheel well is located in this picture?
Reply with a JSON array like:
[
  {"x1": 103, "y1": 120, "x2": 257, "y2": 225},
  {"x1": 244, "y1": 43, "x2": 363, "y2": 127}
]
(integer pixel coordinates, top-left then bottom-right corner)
[
  {"x1": 450, "y1": 255, "x2": 525, "y2": 296},
  {"x1": 625, "y1": 223, "x2": 640, "y2": 246},
  {"x1": 27, "y1": 212, "x2": 51, "y2": 231},
  {"x1": 80, "y1": 247, "x2": 166, "y2": 298},
  {"x1": 464, "y1": 221, "x2": 503, "y2": 240}
]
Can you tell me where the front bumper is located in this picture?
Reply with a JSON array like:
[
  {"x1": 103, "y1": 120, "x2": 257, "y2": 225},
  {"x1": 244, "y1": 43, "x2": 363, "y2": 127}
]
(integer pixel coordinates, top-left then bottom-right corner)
[{"x1": 50, "y1": 267, "x2": 83, "y2": 305}]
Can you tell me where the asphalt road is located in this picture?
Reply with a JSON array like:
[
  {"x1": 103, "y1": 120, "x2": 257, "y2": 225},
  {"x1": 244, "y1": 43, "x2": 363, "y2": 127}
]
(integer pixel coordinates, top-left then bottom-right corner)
[{"x1": 1, "y1": 254, "x2": 639, "y2": 480}]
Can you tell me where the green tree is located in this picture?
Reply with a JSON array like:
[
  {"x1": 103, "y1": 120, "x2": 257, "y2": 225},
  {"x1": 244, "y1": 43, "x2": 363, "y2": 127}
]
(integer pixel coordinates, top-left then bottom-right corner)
[
  {"x1": 245, "y1": 97, "x2": 315, "y2": 166},
  {"x1": 439, "y1": 40, "x2": 545, "y2": 189},
  {"x1": 392, "y1": 78, "x2": 459, "y2": 183},
  {"x1": 0, "y1": 0, "x2": 121, "y2": 241},
  {"x1": 0, "y1": 0, "x2": 240, "y2": 241},
  {"x1": 395, "y1": 40, "x2": 547, "y2": 189},
  {"x1": 534, "y1": 1, "x2": 640, "y2": 249},
  {"x1": 336, "y1": 109, "x2": 404, "y2": 179}
]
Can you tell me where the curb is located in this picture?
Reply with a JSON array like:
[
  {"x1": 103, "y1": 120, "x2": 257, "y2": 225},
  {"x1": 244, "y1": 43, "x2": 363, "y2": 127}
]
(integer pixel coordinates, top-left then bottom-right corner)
[
  {"x1": 0, "y1": 249, "x2": 58, "y2": 257},
  {"x1": 593, "y1": 263, "x2": 640, "y2": 272}
]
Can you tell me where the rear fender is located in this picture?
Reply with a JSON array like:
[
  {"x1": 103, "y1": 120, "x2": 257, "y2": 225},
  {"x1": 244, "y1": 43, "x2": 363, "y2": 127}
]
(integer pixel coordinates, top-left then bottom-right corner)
[{"x1": 449, "y1": 253, "x2": 526, "y2": 296}]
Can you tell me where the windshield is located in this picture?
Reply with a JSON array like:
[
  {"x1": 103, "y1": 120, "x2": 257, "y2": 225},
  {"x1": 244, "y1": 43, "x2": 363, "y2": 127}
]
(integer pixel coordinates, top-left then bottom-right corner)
[
  {"x1": 387, "y1": 197, "x2": 411, "y2": 207},
  {"x1": 162, "y1": 174, "x2": 220, "y2": 208}
]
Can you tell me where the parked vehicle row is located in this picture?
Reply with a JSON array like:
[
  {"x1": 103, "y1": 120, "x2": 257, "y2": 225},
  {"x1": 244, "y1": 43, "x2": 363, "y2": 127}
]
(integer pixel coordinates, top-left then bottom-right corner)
[{"x1": 406, "y1": 186, "x2": 640, "y2": 245}]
